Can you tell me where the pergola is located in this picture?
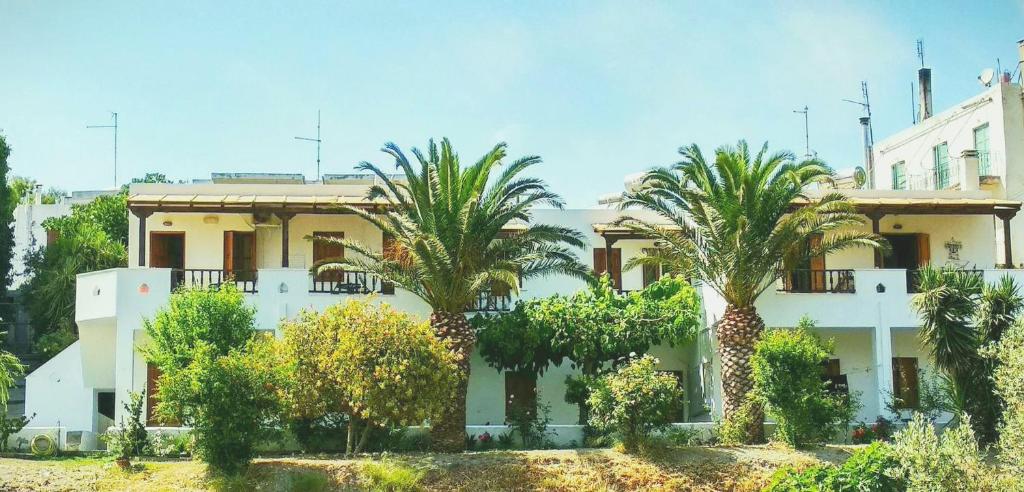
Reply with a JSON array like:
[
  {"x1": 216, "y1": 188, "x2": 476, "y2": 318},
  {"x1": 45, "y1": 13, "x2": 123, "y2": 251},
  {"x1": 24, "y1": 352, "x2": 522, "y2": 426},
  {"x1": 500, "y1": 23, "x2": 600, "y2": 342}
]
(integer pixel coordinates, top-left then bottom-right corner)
[
  {"x1": 593, "y1": 196, "x2": 1022, "y2": 268},
  {"x1": 128, "y1": 192, "x2": 530, "y2": 269}
]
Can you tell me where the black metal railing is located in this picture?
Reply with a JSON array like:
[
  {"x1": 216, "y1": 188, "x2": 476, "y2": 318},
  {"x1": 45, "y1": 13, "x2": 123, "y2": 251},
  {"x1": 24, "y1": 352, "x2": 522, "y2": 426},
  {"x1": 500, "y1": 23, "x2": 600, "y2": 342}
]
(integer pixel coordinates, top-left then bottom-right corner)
[
  {"x1": 905, "y1": 268, "x2": 984, "y2": 294},
  {"x1": 466, "y1": 291, "x2": 512, "y2": 312},
  {"x1": 309, "y1": 271, "x2": 384, "y2": 295},
  {"x1": 779, "y1": 269, "x2": 856, "y2": 293},
  {"x1": 171, "y1": 269, "x2": 258, "y2": 293}
]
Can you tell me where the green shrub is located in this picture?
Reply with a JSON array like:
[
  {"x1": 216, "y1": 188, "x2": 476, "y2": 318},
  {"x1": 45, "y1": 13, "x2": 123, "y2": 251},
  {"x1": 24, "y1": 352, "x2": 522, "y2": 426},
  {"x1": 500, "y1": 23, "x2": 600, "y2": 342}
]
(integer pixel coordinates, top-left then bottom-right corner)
[
  {"x1": 716, "y1": 397, "x2": 756, "y2": 446},
  {"x1": 586, "y1": 355, "x2": 684, "y2": 452},
  {"x1": 751, "y1": 321, "x2": 858, "y2": 447},
  {"x1": 287, "y1": 414, "x2": 347, "y2": 453},
  {"x1": 149, "y1": 430, "x2": 192, "y2": 457},
  {"x1": 889, "y1": 413, "x2": 987, "y2": 491},
  {"x1": 992, "y1": 321, "x2": 1024, "y2": 473},
  {"x1": 505, "y1": 391, "x2": 553, "y2": 449},
  {"x1": 144, "y1": 286, "x2": 288, "y2": 476},
  {"x1": 0, "y1": 413, "x2": 31, "y2": 452},
  {"x1": 765, "y1": 442, "x2": 902, "y2": 492},
  {"x1": 102, "y1": 390, "x2": 150, "y2": 458},
  {"x1": 360, "y1": 460, "x2": 426, "y2": 491}
]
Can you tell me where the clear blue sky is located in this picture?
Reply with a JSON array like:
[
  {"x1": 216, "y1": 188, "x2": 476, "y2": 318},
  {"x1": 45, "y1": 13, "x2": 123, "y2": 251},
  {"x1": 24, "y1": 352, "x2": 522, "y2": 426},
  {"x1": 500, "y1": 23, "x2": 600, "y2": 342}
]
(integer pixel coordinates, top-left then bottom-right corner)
[{"x1": 1, "y1": 1, "x2": 1022, "y2": 206}]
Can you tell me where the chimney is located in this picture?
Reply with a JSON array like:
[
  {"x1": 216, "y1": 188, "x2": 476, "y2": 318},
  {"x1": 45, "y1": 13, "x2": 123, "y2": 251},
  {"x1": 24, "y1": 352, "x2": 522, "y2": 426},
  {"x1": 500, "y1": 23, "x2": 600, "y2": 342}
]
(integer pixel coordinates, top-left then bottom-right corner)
[
  {"x1": 1018, "y1": 39, "x2": 1024, "y2": 84},
  {"x1": 918, "y1": 67, "x2": 933, "y2": 121},
  {"x1": 33, "y1": 184, "x2": 42, "y2": 205},
  {"x1": 859, "y1": 116, "x2": 874, "y2": 188},
  {"x1": 961, "y1": 149, "x2": 980, "y2": 191}
]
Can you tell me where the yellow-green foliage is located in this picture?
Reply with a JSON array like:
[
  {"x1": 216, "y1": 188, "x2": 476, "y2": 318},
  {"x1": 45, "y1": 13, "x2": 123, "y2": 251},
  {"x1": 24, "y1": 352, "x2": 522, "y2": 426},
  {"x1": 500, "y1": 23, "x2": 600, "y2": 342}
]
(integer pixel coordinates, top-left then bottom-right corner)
[
  {"x1": 281, "y1": 298, "x2": 460, "y2": 427},
  {"x1": 360, "y1": 460, "x2": 426, "y2": 491},
  {"x1": 993, "y1": 322, "x2": 1024, "y2": 474}
]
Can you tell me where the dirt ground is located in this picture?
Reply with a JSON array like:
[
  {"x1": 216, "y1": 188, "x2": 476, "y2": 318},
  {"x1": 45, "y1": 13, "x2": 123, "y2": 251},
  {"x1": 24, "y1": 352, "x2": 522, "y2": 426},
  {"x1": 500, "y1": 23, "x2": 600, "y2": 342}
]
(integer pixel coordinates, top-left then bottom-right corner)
[{"x1": 0, "y1": 445, "x2": 856, "y2": 491}]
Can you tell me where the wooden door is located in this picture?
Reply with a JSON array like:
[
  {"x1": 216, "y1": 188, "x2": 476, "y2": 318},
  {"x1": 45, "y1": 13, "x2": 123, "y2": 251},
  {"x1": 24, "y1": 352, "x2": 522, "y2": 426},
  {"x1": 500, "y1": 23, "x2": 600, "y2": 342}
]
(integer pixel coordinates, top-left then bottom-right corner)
[
  {"x1": 916, "y1": 234, "x2": 930, "y2": 266},
  {"x1": 223, "y1": 231, "x2": 256, "y2": 280},
  {"x1": 313, "y1": 231, "x2": 345, "y2": 281},
  {"x1": 149, "y1": 232, "x2": 185, "y2": 269},
  {"x1": 145, "y1": 363, "x2": 178, "y2": 426},
  {"x1": 808, "y1": 234, "x2": 825, "y2": 292},
  {"x1": 892, "y1": 357, "x2": 920, "y2": 409},
  {"x1": 593, "y1": 248, "x2": 622, "y2": 289},
  {"x1": 381, "y1": 233, "x2": 398, "y2": 294}
]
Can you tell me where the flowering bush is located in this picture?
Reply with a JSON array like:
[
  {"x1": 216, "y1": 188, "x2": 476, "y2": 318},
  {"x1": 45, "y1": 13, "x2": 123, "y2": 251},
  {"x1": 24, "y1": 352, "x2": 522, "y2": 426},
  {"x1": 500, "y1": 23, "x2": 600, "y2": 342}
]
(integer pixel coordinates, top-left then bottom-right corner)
[
  {"x1": 586, "y1": 355, "x2": 683, "y2": 452},
  {"x1": 851, "y1": 416, "x2": 894, "y2": 444},
  {"x1": 280, "y1": 299, "x2": 460, "y2": 454}
]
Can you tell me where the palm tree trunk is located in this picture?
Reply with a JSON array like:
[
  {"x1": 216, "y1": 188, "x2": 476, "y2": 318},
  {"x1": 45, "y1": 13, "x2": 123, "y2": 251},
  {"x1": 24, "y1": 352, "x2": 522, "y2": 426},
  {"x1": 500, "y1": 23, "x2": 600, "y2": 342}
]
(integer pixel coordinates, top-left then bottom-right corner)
[
  {"x1": 717, "y1": 304, "x2": 765, "y2": 443},
  {"x1": 429, "y1": 310, "x2": 475, "y2": 453}
]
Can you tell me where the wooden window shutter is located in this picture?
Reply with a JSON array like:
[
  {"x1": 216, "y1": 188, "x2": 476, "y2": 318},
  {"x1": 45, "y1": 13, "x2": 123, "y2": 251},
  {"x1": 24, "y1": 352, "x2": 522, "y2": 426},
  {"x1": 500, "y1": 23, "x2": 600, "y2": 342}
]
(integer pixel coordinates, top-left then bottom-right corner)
[
  {"x1": 916, "y1": 234, "x2": 930, "y2": 266},
  {"x1": 146, "y1": 363, "x2": 178, "y2": 426},
  {"x1": 223, "y1": 231, "x2": 235, "y2": 274},
  {"x1": 892, "y1": 357, "x2": 920, "y2": 409},
  {"x1": 809, "y1": 234, "x2": 825, "y2": 292},
  {"x1": 592, "y1": 248, "x2": 621, "y2": 289},
  {"x1": 313, "y1": 232, "x2": 345, "y2": 282},
  {"x1": 381, "y1": 233, "x2": 396, "y2": 295},
  {"x1": 641, "y1": 248, "x2": 662, "y2": 287}
]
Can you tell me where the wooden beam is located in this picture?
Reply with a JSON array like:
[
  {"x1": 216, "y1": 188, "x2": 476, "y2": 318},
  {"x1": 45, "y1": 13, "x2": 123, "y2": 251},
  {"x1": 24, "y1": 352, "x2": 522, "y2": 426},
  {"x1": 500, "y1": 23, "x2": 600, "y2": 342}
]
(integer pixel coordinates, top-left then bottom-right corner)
[
  {"x1": 277, "y1": 212, "x2": 295, "y2": 268},
  {"x1": 131, "y1": 209, "x2": 154, "y2": 267}
]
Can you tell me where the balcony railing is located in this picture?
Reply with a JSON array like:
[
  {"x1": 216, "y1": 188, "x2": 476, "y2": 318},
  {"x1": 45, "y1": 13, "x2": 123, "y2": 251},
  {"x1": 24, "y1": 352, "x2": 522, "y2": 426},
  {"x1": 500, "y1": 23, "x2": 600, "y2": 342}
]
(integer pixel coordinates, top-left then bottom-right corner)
[
  {"x1": 171, "y1": 269, "x2": 258, "y2": 293},
  {"x1": 778, "y1": 269, "x2": 856, "y2": 293},
  {"x1": 309, "y1": 271, "x2": 385, "y2": 294},
  {"x1": 905, "y1": 268, "x2": 984, "y2": 294},
  {"x1": 467, "y1": 291, "x2": 512, "y2": 312}
]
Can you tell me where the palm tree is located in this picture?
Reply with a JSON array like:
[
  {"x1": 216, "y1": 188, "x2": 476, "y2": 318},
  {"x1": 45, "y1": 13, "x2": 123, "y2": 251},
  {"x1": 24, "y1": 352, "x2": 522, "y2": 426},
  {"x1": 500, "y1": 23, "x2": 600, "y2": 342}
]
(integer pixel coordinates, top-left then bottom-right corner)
[
  {"x1": 618, "y1": 140, "x2": 884, "y2": 441},
  {"x1": 313, "y1": 138, "x2": 588, "y2": 452},
  {"x1": 912, "y1": 267, "x2": 1022, "y2": 443}
]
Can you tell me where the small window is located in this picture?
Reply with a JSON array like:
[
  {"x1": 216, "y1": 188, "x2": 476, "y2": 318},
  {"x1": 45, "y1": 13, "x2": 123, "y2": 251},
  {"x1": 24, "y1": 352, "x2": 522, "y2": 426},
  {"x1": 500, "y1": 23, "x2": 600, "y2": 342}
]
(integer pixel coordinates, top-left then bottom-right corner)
[
  {"x1": 891, "y1": 162, "x2": 906, "y2": 190},
  {"x1": 312, "y1": 231, "x2": 345, "y2": 281},
  {"x1": 892, "y1": 357, "x2": 920, "y2": 409},
  {"x1": 504, "y1": 371, "x2": 537, "y2": 421},
  {"x1": 933, "y1": 143, "x2": 950, "y2": 189},
  {"x1": 821, "y1": 359, "x2": 841, "y2": 377},
  {"x1": 641, "y1": 248, "x2": 662, "y2": 287},
  {"x1": 974, "y1": 124, "x2": 991, "y2": 176}
]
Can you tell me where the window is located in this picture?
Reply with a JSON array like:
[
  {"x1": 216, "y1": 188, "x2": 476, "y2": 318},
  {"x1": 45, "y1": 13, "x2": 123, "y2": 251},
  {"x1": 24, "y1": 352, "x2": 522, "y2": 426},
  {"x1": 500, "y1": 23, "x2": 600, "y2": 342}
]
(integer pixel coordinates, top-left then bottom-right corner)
[
  {"x1": 891, "y1": 161, "x2": 906, "y2": 190},
  {"x1": 641, "y1": 248, "x2": 662, "y2": 287},
  {"x1": 312, "y1": 231, "x2": 345, "y2": 281},
  {"x1": 504, "y1": 371, "x2": 537, "y2": 421},
  {"x1": 592, "y1": 248, "x2": 622, "y2": 289},
  {"x1": 892, "y1": 357, "x2": 920, "y2": 409},
  {"x1": 933, "y1": 142, "x2": 950, "y2": 189},
  {"x1": 974, "y1": 124, "x2": 991, "y2": 176}
]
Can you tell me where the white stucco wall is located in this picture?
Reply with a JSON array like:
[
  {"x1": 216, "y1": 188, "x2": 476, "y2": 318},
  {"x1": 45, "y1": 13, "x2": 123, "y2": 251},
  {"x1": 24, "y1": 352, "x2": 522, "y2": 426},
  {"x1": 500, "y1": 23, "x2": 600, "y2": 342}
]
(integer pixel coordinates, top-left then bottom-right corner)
[{"x1": 24, "y1": 342, "x2": 96, "y2": 431}]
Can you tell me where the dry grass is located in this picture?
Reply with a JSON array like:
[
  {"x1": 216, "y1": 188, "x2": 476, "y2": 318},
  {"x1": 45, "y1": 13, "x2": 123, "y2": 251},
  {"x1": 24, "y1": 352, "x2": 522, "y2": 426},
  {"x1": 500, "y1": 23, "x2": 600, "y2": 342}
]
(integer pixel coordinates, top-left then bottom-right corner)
[{"x1": 0, "y1": 445, "x2": 857, "y2": 491}]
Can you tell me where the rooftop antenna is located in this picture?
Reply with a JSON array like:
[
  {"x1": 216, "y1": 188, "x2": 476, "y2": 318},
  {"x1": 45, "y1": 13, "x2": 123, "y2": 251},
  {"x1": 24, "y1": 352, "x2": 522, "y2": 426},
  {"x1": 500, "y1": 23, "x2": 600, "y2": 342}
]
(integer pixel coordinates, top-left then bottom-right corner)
[
  {"x1": 842, "y1": 81, "x2": 874, "y2": 145},
  {"x1": 87, "y1": 112, "x2": 118, "y2": 188},
  {"x1": 916, "y1": 38, "x2": 925, "y2": 68},
  {"x1": 294, "y1": 110, "x2": 322, "y2": 181},
  {"x1": 843, "y1": 82, "x2": 875, "y2": 188},
  {"x1": 792, "y1": 106, "x2": 811, "y2": 158}
]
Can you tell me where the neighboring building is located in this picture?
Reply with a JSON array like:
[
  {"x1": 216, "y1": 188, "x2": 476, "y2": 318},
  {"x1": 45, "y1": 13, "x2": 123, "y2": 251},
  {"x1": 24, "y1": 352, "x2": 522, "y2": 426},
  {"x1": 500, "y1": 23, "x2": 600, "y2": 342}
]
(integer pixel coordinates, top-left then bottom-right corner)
[
  {"x1": 21, "y1": 171, "x2": 1024, "y2": 448},
  {"x1": 869, "y1": 40, "x2": 1024, "y2": 267}
]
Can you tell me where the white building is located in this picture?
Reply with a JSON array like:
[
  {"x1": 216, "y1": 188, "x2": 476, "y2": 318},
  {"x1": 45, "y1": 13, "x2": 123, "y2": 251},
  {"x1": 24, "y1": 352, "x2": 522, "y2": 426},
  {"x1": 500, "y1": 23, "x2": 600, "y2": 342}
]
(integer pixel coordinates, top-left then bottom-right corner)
[
  {"x1": 19, "y1": 169, "x2": 1024, "y2": 448},
  {"x1": 869, "y1": 41, "x2": 1024, "y2": 267}
]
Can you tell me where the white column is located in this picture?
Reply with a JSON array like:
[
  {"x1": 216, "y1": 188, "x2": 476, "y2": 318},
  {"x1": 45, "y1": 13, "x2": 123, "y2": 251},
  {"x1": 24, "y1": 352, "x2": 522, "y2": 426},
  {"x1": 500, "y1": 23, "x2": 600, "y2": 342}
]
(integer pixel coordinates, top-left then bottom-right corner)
[{"x1": 873, "y1": 324, "x2": 894, "y2": 415}]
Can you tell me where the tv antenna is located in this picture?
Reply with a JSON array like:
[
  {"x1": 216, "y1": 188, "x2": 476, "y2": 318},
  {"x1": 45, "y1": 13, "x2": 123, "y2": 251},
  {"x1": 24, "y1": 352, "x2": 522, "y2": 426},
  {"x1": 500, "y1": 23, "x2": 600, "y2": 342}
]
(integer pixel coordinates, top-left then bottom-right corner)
[
  {"x1": 294, "y1": 110, "x2": 322, "y2": 180},
  {"x1": 792, "y1": 106, "x2": 811, "y2": 158},
  {"x1": 87, "y1": 112, "x2": 118, "y2": 188},
  {"x1": 842, "y1": 81, "x2": 874, "y2": 145},
  {"x1": 916, "y1": 39, "x2": 925, "y2": 67}
]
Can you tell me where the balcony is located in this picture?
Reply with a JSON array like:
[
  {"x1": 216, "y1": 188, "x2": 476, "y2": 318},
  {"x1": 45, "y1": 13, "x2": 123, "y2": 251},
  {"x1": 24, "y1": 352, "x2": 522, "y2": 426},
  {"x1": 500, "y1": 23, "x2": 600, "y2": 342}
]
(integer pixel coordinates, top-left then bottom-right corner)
[
  {"x1": 778, "y1": 269, "x2": 856, "y2": 294},
  {"x1": 466, "y1": 291, "x2": 512, "y2": 312}
]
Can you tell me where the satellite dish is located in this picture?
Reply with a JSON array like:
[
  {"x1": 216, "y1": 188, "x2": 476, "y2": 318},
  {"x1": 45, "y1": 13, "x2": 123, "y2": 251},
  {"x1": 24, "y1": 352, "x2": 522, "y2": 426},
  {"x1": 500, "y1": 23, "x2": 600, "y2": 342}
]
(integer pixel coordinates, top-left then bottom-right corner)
[
  {"x1": 853, "y1": 167, "x2": 867, "y2": 189},
  {"x1": 979, "y1": 68, "x2": 995, "y2": 87}
]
